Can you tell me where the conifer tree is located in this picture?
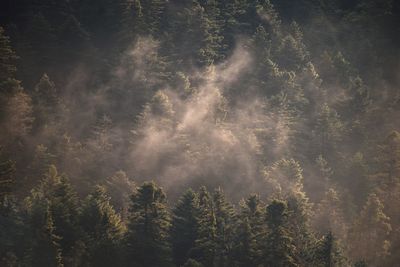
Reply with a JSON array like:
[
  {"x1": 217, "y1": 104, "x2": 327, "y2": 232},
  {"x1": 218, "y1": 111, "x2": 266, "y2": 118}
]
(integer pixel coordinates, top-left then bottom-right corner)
[
  {"x1": 171, "y1": 189, "x2": 200, "y2": 267},
  {"x1": 313, "y1": 232, "x2": 348, "y2": 267},
  {"x1": 2, "y1": 86, "x2": 34, "y2": 142},
  {"x1": 200, "y1": 0, "x2": 224, "y2": 65},
  {"x1": 313, "y1": 103, "x2": 344, "y2": 158},
  {"x1": 25, "y1": 192, "x2": 63, "y2": 267},
  {"x1": 313, "y1": 188, "x2": 347, "y2": 241},
  {"x1": 287, "y1": 189, "x2": 315, "y2": 265},
  {"x1": 212, "y1": 187, "x2": 236, "y2": 267},
  {"x1": 32, "y1": 165, "x2": 84, "y2": 266},
  {"x1": 0, "y1": 147, "x2": 15, "y2": 202},
  {"x1": 0, "y1": 27, "x2": 18, "y2": 91},
  {"x1": 372, "y1": 131, "x2": 400, "y2": 226},
  {"x1": 125, "y1": 181, "x2": 173, "y2": 267},
  {"x1": 263, "y1": 200, "x2": 299, "y2": 267},
  {"x1": 32, "y1": 73, "x2": 59, "y2": 131},
  {"x1": 348, "y1": 193, "x2": 391, "y2": 266},
  {"x1": 80, "y1": 186, "x2": 125, "y2": 267},
  {"x1": 191, "y1": 186, "x2": 217, "y2": 266},
  {"x1": 234, "y1": 194, "x2": 265, "y2": 267}
]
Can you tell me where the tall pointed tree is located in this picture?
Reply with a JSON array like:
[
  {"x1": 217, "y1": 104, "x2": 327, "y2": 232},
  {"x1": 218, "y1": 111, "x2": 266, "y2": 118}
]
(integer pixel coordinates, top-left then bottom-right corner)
[
  {"x1": 32, "y1": 165, "x2": 84, "y2": 266},
  {"x1": 80, "y1": 185, "x2": 125, "y2": 267},
  {"x1": 125, "y1": 181, "x2": 173, "y2": 267},
  {"x1": 191, "y1": 186, "x2": 217, "y2": 266},
  {"x1": 312, "y1": 232, "x2": 348, "y2": 267},
  {"x1": 212, "y1": 187, "x2": 236, "y2": 267},
  {"x1": 348, "y1": 193, "x2": 391, "y2": 266},
  {"x1": 24, "y1": 192, "x2": 63, "y2": 267},
  {"x1": 263, "y1": 200, "x2": 299, "y2": 267},
  {"x1": 234, "y1": 194, "x2": 265, "y2": 267},
  {"x1": 171, "y1": 189, "x2": 200, "y2": 267}
]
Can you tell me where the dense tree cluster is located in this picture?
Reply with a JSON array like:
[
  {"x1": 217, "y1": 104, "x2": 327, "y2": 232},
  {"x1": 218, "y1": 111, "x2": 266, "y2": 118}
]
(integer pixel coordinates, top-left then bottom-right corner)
[
  {"x1": 1, "y1": 166, "x2": 352, "y2": 267},
  {"x1": 1, "y1": 0, "x2": 400, "y2": 266}
]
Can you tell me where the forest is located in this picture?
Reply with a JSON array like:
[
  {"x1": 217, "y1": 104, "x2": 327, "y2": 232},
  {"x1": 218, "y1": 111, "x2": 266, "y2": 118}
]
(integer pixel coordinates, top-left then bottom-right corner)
[{"x1": 0, "y1": 0, "x2": 400, "y2": 266}]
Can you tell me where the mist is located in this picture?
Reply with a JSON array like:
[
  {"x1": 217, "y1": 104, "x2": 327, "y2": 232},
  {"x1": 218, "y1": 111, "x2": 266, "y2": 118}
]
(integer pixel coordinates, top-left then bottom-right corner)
[{"x1": 1, "y1": 0, "x2": 400, "y2": 266}]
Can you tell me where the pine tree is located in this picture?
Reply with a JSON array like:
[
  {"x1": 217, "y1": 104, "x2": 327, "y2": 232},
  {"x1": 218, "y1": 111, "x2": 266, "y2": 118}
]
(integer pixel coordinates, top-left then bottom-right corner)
[
  {"x1": 0, "y1": 27, "x2": 18, "y2": 91},
  {"x1": 372, "y1": 131, "x2": 400, "y2": 226},
  {"x1": 25, "y1": 193, "x2": 63, "y2": 267},
  {"x1": 265, "y1": 158, "x2": 304, "y2": 196},
  {"x1": 0, "y1": 147, "x2": 15, "y2": 202},
  {"x1": 80, "y1": 185, "x2": 125, "y2": 267},
  {"x1": 199, "y1": 0, "x2": 224, "y2": 65},
  {"x1": 125, "y1": 181, "x2": 173, "y2": 267},
  {"x1": 348, "y1": 193, "x2": 391, "y2": 266},
  {"x1": 171, "y1": 189, "x2": 200, "y2": 267},
  {"x1": 32, "y1": 165, "x2": 84, "y2": 266},
  {"x1": 212, "y1": 187, "x2": 236, "y2": 267},
  {"x1": 287, "y1": 189, "x2": 315, "y2": 265},
  {"x1": 234, "y1": 194, "x2": 265, "y2": 267},
  {"x1": 2, "y1": 86, "x2": 34, "y2": 142},
  {"x1": 103, "y1": 170, "x2": 135, "y2": 219},
  {"x1": 141, "y1": 0, "x2": 167, "y2": 36},
  {"x1": 263, "y1": 200, "x2": 299, "y2": 267},
  {"x1": 312, "y1": 188, "x2": 348, "y2": 241},
  {"x1": 0, "y1": 196, "x2": 23, "y2": 266},
  {"x1": 313, "y1": 103, "x2": 344, "y2": 158},
  {"x1": 32, "y1": 73, "x2": 59, "y2": 131},
  {"x1": 191, "y1": 186, "x2": 217, "y2": 266},
  {"x1": 313, "y1": 232, "x2": 348, "y2": 267}
]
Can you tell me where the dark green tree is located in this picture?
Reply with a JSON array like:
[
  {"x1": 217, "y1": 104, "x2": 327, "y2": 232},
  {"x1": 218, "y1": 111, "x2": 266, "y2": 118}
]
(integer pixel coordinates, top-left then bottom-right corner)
[
  {"x1": 32, "y1": 165, "x2": 84, "y2": 266},
  {"x1": 212, "y1": 187, "x2": 236, "y2": 267},
  {"x1": 313, "y1": 232, "x2": 348, "y2": 267},
  {"x1": 0, "y1": 147, "x2": 15, "y2": 202},
  {"x1": 125, "y1": 181, "x2": 173, "y2": 267},
  {"x1": 0, "y1": 27, "x2": 18, "y2": 91},
  {"x1": 80, "y1": 185, "x2": 125, "y2": 267},
  {"x1": 191, "y1": 186, "x2": 217, "y2": 266},
  {"x1": 171, "y1": 189, "x2": 200, "y2": 267},
  {"x1": 263, "y1": 200, "x2": 299, "y2": 267},
  {"x1": 24, "y1": 193, "x2": 63, "y2": 267},
  {"x1": 234, "y1": 194, "x2": 265, "y2": 267}
]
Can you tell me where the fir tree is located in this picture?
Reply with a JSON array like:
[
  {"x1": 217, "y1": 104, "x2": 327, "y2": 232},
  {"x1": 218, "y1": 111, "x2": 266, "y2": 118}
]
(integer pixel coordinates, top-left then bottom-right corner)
[
  {"x1": 80, "y1": 186, "x2": 125, "y2": 267},
  {"x1": 171, "y1": 189, "x2": 200, "y2": 267},
  {"x1": 125, "y1": 181, "x2": 173, "y2": 267},
  {"x1": 234, "y1": 194, "x2": 265, "y2": 267},
  {"x1": 313, "y1": 232, "x2": 348, "y2": 267},
  {"x1": 212, "y1": 187, "x2": 236, "y2": 267},
  {"x1": 25, "y1": 192, "x2": 63, "y2": 267},
  {"x1": 191, "y1": 186, "x2": 217, "y2": 266},
  {"x1": 32, "y1": 165, "x2": 84, "y2": 266},
  {"x1": 263, "y1": 200, "x2": 299, "y2": 267},
  {"x1": 348, "y1": 193, "x2": 391, "y2": 266},
  {"x1": 0, "y1": 147, "x2": 15, "y2": 202},
  {"x1": 0, "y1": 27, "x2": 18, "y2": 90}
]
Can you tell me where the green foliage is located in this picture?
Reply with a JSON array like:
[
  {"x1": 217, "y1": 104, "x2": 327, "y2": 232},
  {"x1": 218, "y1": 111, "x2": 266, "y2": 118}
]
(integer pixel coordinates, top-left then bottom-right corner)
[
  {"x1": 125, "y1": 181, "x2": 173, "y2": 267},
  {"x1": 348, "y1": 193, "x2": 391, "y2": 266},
  {"x1": 29, "y1": 165, "x2": 84, "y2": 266},
  {"x1": 0, "y1": 0, "x2": 400, "y2": 266},
  {"x1": 80, "y1": 185, "x2": 124, "y2": 267},
  {"x1": 234, "y1": 194, "x2": 265, "y2": 267},
  {"x1": 0, "y1": 27, "x2": 18, "y2": 89},
  {"x1": 0, "y1": 147, "x2": 15, "y2": 201},
  {"x1": 313, "y1": 232, "x2": 348, "y2": 267},
  {"x1": 191, "y1": 186, "x2": 217, "y2": 266},
  {"x1": 212, "y1": 187, "x2": 236, "y2": 267},
  {"x1": 263, "y1": 200, "x2": 299, "y2": 267},
  {"x1": 25, "y1": 191, "x2": 63, "y2": 267},
  {"x1": 171, "y1": 189, "x2": 200, "y2": 267}
]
